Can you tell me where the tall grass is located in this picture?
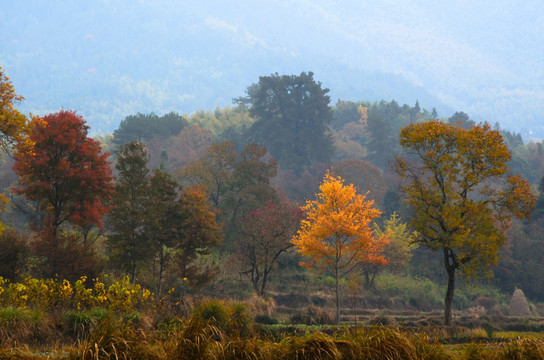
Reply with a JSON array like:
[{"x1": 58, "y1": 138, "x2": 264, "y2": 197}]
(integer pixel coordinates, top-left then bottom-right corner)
[
  {"x1": 0, "y1": 306, "x2": 59, "y2": 346},
  {"x1": 72, "y1": 313, "x2": 159, "y2": 360}
]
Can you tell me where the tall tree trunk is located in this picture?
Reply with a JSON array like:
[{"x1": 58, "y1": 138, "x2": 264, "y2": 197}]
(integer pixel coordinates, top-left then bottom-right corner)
[
  {"x1": 335, "y1": 269, "x2": 340, "y2": 325},
  {"x1": 444, "y1": 248, "x2": 456, "y2": 326},
  {"x1": 260, "y1": 271, "x2": 268, "y2": 297}
]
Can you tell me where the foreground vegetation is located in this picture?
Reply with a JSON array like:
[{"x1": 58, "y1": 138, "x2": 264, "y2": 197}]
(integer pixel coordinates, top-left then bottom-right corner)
[{"x1": 2, "y1": 276, "x2": 544, "y2": 359}]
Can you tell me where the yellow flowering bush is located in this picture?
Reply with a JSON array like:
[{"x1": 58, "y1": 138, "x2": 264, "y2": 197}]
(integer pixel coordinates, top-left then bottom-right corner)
[{"x1": 0, "y1": 275, "x2": 154, "y2": 313}]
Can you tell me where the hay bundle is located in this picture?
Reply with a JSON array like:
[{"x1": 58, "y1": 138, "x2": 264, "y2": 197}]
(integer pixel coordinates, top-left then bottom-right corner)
[{"x1": 509, "y1": 287, "x2": 532, "y2": 317}]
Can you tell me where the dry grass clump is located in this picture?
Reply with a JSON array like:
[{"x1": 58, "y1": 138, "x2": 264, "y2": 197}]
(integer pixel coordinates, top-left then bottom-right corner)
[
  {"x1": 281, "y1": 332, "x2": 341, "y2": 360},
  {"x1": 167, "y1": 315, "x2": 222, "y2": 359},
  {"x1": 247, "y1": 293, "x2": 276, "y2": 317},
  {"x1": 411, "y1": 333, "x2": 455, "y2": 360},
  {"x1": 497, "y1": 337, "x2": 544, "y2": 359},
  {"x1": 208, "y1": 338, "x2": 277, "y2": 360},
  {"x1": 71, "y1": 314, "x2": 160, "y2": 360},
  {"x1": 191, "y1": 299, "x2": 254, "y2": 338},
  {"x1": 354, "y1": 326, "x2": 418, "y2": 360},
  {"x1": 289, "y1": 305, "x2": 335, "y2": 325},
  {"x1": 0, "y1": 306, "x2": 61, "y2": 347}
]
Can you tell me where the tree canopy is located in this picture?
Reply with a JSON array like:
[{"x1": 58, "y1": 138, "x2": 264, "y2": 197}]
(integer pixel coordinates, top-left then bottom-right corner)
[
  {"x1": 239, "y1": 200, "x2": 303, "y2": 296},
  {"x1": 237, "y1": 72, "x2": 334, "y2": 172},
  {"x1": 112, "y1": 111, "x2": 188, "y2": 146},
  {"x1": 0, "y1": 66, "x2": 28, "y2": 153},
  {"x1": 396, "y1": 120, "x2": 535, "y2": 325},
  {"x1": 13, "y1": 110, "x2": 114, "y2": 236}
]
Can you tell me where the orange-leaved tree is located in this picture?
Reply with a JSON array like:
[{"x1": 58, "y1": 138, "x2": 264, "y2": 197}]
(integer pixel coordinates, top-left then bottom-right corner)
[
  {"x1": 292, "y1": 172, "x2": 388, "y2": 324},
  {"x1": 175, "y1": 184, "x2": 223, "y2": 292},
  {"x1": 396, "y1": 120, "x2": 535, "y2": 326}
]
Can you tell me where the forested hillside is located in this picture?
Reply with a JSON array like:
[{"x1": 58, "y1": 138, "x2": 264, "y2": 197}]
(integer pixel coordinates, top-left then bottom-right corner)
[{"x1": 4, "y1": 1, "x2": 544, "y2": 138}]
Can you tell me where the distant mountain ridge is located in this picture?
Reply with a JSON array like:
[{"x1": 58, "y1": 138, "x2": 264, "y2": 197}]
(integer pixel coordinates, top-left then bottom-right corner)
[{"x1": 1, "y1": 0, "x2": 542, "y2": 137}]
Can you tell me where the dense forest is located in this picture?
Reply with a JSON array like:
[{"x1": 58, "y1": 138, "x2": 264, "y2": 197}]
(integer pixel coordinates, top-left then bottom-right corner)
[{"x1": 2, "y1": 68, "x2": 544, "y2": 329}]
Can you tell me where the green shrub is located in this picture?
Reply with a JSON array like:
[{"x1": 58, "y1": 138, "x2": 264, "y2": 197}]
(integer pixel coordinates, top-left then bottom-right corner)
[
  {"x1": 194, "y1": 299, "x2": 230, "y2": 331},
  {"x1": 64, "y1": 308, "x2": 110, "y2": 339},
  {"x1": 375, "y1": 274, "x2": 443, "y2": 310},
  {"x1": 193, "y1": 299, "x2": 254, "y2": 337}
]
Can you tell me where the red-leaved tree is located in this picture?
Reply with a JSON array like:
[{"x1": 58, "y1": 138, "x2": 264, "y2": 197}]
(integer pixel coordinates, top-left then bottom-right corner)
[{"x1": 13, "y1": 110, "x2": 114, "y2": 237}]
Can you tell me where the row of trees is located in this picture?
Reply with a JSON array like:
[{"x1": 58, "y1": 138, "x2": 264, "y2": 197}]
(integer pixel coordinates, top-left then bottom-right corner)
[{"x1": 0, "y1": 66, "x2": 538, "y2": 326}]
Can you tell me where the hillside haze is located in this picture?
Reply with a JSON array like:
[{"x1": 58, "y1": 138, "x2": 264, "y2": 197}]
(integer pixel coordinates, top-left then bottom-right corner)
[{"x1": 2, "y1": 0, "x2": 543, "y2": 137}]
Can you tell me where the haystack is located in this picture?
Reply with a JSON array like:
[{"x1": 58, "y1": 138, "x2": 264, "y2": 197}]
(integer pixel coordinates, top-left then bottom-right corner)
[{"x1": 509, "y1": 287, "x2": 532, "y2": 317}]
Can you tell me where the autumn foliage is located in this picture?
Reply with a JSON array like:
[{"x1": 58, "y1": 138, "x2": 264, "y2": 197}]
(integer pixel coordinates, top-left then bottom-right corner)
[
  {"x1": 0, "y1": 67, "x2": 29, "y2": 230},
  {"x1": 292, "y1": 172, "x2": 388, "y2": 323},
  {"x1": 13, "y1": 110, "x2": 114, "y2": 234},
  {"x1": 396, "y1": 120, "x2": 536, "y2": 325},
  {"x1": 0, "y1": 66, "x2": 28, "y2": 152}
]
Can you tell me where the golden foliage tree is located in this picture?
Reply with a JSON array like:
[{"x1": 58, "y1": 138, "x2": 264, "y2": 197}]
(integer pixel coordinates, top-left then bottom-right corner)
[
  {"x1": 396, "y1": 121, "x2": 535, "y2": 326},
  {"x1": 0, "y1": 66, "x2": 28, "y2": 152},
  {"x1": 0, "y1": 67, "x2": 29, "y2": 231},
  {"x1": 292, "y1": 172, "x2": 388, "y2": 323},
  {"x1": 361, "y1": 213, "x2": 417, "y2": 289}
]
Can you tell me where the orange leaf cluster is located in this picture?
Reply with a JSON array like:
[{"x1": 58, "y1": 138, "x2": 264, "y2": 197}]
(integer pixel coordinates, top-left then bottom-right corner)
[{"x1": 292, "y1": 172, "x2": 388, "y2": 276}]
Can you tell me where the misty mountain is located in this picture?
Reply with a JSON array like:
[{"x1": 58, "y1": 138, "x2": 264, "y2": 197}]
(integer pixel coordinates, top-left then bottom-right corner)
[{"x1": 2, "y1": 0, "x2": 543, "y2": 137}]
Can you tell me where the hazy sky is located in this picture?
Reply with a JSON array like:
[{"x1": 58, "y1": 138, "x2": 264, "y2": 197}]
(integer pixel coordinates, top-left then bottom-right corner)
[{"x1": 2, "y1": 0, "x2": 544, "y2": 136}]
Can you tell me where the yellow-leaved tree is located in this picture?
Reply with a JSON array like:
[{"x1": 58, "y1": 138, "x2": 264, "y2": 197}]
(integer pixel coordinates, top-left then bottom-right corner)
[
  {"x1": 292, "y1": 172, "x2": 388, "y2": 324},
  {"x1": 0, "y1": 66, "x2": 28, "y2": 151},
  {"x1": 0, "y1": 66, "x2": 29, "y2": 232},
  {"x1": 396, "y1": 120, "x2": 535, "y2": 326}
]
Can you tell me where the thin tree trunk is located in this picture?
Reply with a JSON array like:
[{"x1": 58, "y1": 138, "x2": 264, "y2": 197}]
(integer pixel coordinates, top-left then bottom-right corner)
[
  {"x1": 444, "y1": 248, "x2": 456, "y2": 326},
  {"x1": 335, "y1": 269, "x2": 340, "y2": 325}
]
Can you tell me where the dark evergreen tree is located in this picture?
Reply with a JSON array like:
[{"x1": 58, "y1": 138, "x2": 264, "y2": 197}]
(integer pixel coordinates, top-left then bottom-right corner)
[
  {"x1": 364, "y1": 113, "x2": 396, "y2": 170},
  {"x1": 147, "y1": 167, "x2": 181, "y2": 295},
  {"x1": 113, "y1": 111, "x2": 187, "y2": 146},
  {"x1": 107, "y1": 141, "x2": 153, "y2": 282},
  {"x1": 448, "y1": 111, "x2": 474, "y2": 129},
  {"x1": 237, "y1": 72, "x2": 334, "y2": 172}
]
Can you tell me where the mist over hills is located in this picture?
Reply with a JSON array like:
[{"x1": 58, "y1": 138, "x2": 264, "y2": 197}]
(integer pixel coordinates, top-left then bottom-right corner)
[{"x1": 2, "y1": 0, "x2": 543, "y2": 137}]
